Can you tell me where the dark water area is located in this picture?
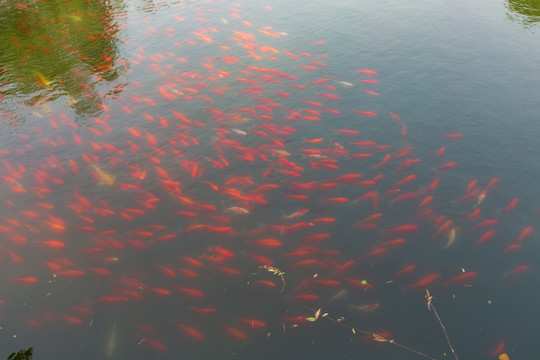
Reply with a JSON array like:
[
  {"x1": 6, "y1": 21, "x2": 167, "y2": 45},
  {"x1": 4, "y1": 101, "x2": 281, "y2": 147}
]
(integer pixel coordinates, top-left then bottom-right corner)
[{"x1": 1, "y1": 0, "x2": 540, "y2": 359}]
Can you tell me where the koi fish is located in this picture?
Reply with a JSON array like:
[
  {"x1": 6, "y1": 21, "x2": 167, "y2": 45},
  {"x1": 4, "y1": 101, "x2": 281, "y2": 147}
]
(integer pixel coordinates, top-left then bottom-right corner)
[
  {"x1": 443, "y1": 227, "x2": 458, "y2": 249},
  {"x1": 474, "y1": 190, "x2": 487, "y2": 208},
  {"x1": 90, "y1": 163, "x2": 116, "y2": 186}
]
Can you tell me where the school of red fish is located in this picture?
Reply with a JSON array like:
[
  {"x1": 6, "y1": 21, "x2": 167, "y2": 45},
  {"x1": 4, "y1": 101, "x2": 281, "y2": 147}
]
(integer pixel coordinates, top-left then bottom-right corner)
[{"x1": 0, "y1": 1, "x2": 532, "y2": 358}]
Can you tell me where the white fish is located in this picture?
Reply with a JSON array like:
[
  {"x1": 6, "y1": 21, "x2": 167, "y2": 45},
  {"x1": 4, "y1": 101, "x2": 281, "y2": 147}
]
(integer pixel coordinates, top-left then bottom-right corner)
[
  {"x1": 334, "y1": 80, "x2": 354, "y2": 87},
  {"x1": 225, "y1": 206, "x2": 250, "y2": 215},
  {"x1": 443, "y1": 227, "x2": 457, "y2": 249},
  {"x1": 232, "y1": 128, "x2": 247, "y2": 136}
]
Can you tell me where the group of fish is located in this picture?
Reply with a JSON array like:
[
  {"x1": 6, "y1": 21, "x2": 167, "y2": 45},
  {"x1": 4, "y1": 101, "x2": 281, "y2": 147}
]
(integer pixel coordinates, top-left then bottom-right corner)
[{"x1": 0, "y1": 0, "x2": 529, "y2": 358}]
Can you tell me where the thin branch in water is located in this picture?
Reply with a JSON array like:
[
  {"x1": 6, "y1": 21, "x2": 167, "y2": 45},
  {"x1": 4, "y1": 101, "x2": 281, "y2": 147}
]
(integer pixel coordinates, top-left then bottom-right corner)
[
  {"x1": 304, "y1": 305, "x2": 438, "y2": 360},
  {"x1": 426, "y1": 289, "x2": 459, "y2": 360}
]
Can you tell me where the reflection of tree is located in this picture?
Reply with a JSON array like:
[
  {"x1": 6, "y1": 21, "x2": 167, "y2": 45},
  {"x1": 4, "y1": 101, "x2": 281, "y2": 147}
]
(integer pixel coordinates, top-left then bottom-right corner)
[
  {"x1": 506, "y1": 0, "x2": 540, "y2": 27},
  {"x1": 0, "y1": 0, "x2": 127, "y2": 119}
]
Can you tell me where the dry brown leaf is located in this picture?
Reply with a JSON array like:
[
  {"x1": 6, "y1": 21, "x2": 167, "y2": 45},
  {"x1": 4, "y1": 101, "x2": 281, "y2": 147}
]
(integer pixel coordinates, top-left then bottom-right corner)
[{"x1": 372, "y1": 334, "x2": 388, "y2": 342}]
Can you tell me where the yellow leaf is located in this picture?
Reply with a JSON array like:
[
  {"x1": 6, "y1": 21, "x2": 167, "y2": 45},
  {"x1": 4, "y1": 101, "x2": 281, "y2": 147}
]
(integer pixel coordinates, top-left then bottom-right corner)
[{"x1": 498, "y1": 354, "x2": 509, "y2": 360}]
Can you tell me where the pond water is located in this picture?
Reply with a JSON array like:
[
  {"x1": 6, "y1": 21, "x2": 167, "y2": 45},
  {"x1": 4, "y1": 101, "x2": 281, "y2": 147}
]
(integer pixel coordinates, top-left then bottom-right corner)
[{"x1": 1, "y1": 0, "x2": 540, "y2": 359}]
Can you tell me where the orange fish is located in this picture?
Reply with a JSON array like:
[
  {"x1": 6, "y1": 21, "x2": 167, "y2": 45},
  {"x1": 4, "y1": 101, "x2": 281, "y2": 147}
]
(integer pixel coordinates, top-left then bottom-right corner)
[{"x1": 175, "y1": 322, "x2": 205, "y2": 341}]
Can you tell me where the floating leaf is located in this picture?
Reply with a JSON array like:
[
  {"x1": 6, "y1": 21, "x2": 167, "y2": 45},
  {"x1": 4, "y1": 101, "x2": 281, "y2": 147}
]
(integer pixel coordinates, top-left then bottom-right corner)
[
  {"x1": 314, "y1": 308, "x2": 322, "y2": 319},
  {"x1": 372, "y1": 334, "x2": 388, "y2": 342},
  {"x1": 352, "y1": 328, "x2": 356, "y2": 334},
  {"x1": 361, "y1": 280, "x2": 368, "y2": 285},
  {"x1": 306, "y1": 317, "x2": 316, "y2": 322},
  {"x1": 498, "y1": 354, "x2": 509, "y2": 360}
]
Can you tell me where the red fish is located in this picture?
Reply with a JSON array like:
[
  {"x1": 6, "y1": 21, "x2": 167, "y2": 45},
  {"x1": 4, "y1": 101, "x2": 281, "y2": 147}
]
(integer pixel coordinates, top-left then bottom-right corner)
[
  {"x1": 191, "y1": 307, "x2": 217, "y2": 315},
  {"x1": 462, "y1": 208, "x2": 480, "y2": 219},
  {"x1": 486, "y1": 342, "x2": 505, "y2": 356},
  {"x1": 357, "y1": 69, "x2": 377, "y2": 75},
  {"x1": 434, "y1": 161, "x2": 457, "y2": 171},
  {"x1": 302, "y1": 233, "x2": 330, "y2": 243},
  {"x1": 487, "y1": 178, "x2": 499, "y2": 189},
  {"x1": 238, "y1": 318, "x2": 267, "y2": 329},
  {"x1": 476, "y1": 230, "x2": 495, "y2": 245},
  {"x1": 392, "y1": 174, "x2": 416, "y2": 187},
  {"x1": 518, "y1": 226, "x2": 533, "y2": 242},
  {"x1": 426, "y1": 178, "x2": 440, "y2": 192},
  {"x1": 500, "y1": 197, "x2": 517, "y2": 212},
  {"x1": 506, "y1": 265, "x2": 530, "y2": 275},
  {"x1": 394, "y1": 265, "x2": 416, "y2": 278},
  {"x1": 40, "y1": 240, "x2": 65, "y2": 248},
  {"x1": 406, "y1": 274, "x2": 439, "y2": 290},
  {"x1": 432, "y1": 146, "x2": 445, "y2": 157},
  {"x1": 177, "y1": 287, "x2": 204, "y2": 298},
  {"x1": 354, "y1": 110, "x2": 378, "y2": 116},
  {"x1": 361, "y1": 248, "x2": 387, "y2": 258},
  {"x1": 442, "y1": 133, "x2": 463, "y2": 139},
  {"x1": 383, "y1": 225, "x2": 419, "y2": 234},
  {"x1": 145, "y1": 339, "x2": 166, "y2": 351},
  {"x1": 252, "y1": 238, "x2": 282, "y2": 248},
  {"x1": 395, "y1": 158, "x2": 421, "y2": 172},
  {"x1": 375, "y1": 238, "x2": 405, "y2": 248},
  {"x1": 504, "y1": 243, "x2": 520, "y2": 253},
  {"x1": 12, "y1": 277, "x2": 39, "y2": 284},
  {"x1": 254, "y1": 280, "x2": 276, "y2": 288},
  {"x1": 175, "y1": 322, "x2": 205, "y2": 341},
  {"x1": 221, "y1": 325, "x2": 248, "y2": 341},
  {"x1": 474, "y1": 219, "x2": 499, "y2": 228},
  {"x1": 445, "y1": 271, "x2": 477, "y2": 285},
  {"x1": 373, "y1": 154, "x2": 391, "y2": 168},
  {"x1": 291, "y1": 294, "x2": 319, "y2": 302}
]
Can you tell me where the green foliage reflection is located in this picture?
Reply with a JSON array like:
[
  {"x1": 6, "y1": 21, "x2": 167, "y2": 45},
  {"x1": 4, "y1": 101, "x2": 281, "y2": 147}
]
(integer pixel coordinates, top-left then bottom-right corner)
[
  {"x1": 0, "y1": 0, "x2": 127, "y2": 119},
  {"x1": 506, "y1": 0, "x2": 540, "y2": 27},
  {"x1": 6, "y1": 347, "x2": 33, "y2": 360}
]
